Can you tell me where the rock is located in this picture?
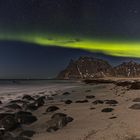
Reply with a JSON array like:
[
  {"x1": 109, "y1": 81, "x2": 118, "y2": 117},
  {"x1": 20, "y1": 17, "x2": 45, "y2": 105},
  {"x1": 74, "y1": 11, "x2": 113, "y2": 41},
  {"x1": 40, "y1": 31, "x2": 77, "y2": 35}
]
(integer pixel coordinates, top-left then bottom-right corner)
[
  {"x1": 15, "y1": 136, "x2": 31, "y2": 140},
  {"x1": 35, "y1": 96, "x2": 45, "y2": 107},
  {"x1": 90, "y1": 107, "x2": 96, "y2": 110},
  {"x1": 115, "y1": 81, "x2": 133, "y2": 87},
  {"x1": 47, "y1": 97, "x2": 54, "y2": 100},
  {"x1": 0, "y1": 115, "x2": 19, "y2": 131},
  {"x1": 129, "y1": 104, "x2": 140, "y2": 110},
  {"x1": 15, "y1": 111, "x2": 37, "y2": 125},
  {"x1": 1, "y1": 132, "x2": 15, "y2": 140},
  {"x1": 101, "y1": 108, "x2": 114, "y2": 112},
  {"x1": 22, "y1": 95, "x2": 34, "y2": 101},
  {"x1": 75, "y1": 100, "x2": 88, "y2": 103},
  {"x1": 47, "y1": 126, "x2": 58, "y2": 132},
  {"x1": 109, "y1": 116, "x2": 117, "y2": 119},
  {"x1": 133, "y1": 98, "x2": 140, "y2": 102},
  {"x1": 85, "y1": 90, "x2": 91, "y2": 92},
  {"x1": 105, "y1": 100, "x2": 118, "y2": 105},
  {"x1": 46, "y1": 106, "x2": 59, "y2": 112},
  {"x1": 9, "y1": 100, "x2": 27, "y2": 106},
  {"x1": 19, "y1": 130, "x2": 36, "y2": 137},
  {"x1": 130, "y1": 82, "x2": 140, "y2": 90},
  {"x1": 25, "y1": 102, "x2": 38, "y2": 111},
  {"x1": 62, "y1": 92, "x2": 70, "y2": 96},
  {"x1": 0, "y1": 113, "x2": 14, "y2": 120},
  {"x1": 5, "y1": 104, "x2": 22, "y2": 110},
  {"x1": 0, "y1": 101, "x2": 2, "y2": 104},
  {"x1": 47, "y1": 113, "x2": 73, "y2": 132},
  {"x1": 86, "y1": 95, "x2": 95, "y2": 99},
  {"x1": 51, "y1": 113, "x2": 67, "y2": 119},
  {"x1": 66, "y1": 117, "x2": 74, "y2": 123},
  {"x1": 93, "y1": 100, "x2": 104, "y2": 105},
  {"x1": 65, "y1": 100, "x2": 72, "y2": 104}
]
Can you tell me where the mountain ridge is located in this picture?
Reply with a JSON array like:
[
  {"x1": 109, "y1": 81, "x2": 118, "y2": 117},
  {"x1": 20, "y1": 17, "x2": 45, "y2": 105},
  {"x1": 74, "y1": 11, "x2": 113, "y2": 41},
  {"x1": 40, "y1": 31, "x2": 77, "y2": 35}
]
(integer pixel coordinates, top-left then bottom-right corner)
[{"x1": 57, "y1": 57, "x2": 140, "y2": 79}]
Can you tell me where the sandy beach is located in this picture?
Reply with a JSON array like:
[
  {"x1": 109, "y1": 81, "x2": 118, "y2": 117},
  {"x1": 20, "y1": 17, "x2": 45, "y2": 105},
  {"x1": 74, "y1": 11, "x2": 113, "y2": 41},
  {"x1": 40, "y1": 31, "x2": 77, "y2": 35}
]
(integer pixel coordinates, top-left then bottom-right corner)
[{"x1": 1, "y1": 79, "x2": 140, "y2": 140}]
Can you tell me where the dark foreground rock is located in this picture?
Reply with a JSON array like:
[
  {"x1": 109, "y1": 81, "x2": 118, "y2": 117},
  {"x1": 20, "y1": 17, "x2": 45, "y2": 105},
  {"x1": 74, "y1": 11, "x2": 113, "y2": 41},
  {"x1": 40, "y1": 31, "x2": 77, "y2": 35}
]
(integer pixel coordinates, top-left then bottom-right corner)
[
  {"x1": 101, "y1": 108, "x2": 114, "y2": 112},
  {"x1": 46, "y1": 113, "x2": 73, "y2": 132},
  {"x1": 62, "y1": 92, "x2": 71, "y2": 96},
  {"x1": 75, "y1": 100, "x2": 88, "y2": 103},
  {"x1": 5, "y1": 103, "x2": 22, "y2": 110},
  {"x1": 0, "y1": 115, "x2": 19, "y2": 131},
  {"x1": 19, "y1": 130, "x2": 36, "y2": 138},
  {"x1": 65, "y1": 100, "x2": 72, "y2": 104},
  {"x1": 25, "y1": 96, "x2": 46, "y2": 111},
  {"x1": 15, "y1": 111, "x2": 37, "y2": 125},
  {"x1": 129, "y1": 104, "x2": 140, "y2": 110},
  {"x1": 130, "y1": 82, "x2": 140, "y2": 90},
  {"x1": 93, "y1": 100, "x2": 104, "y2": 105},
  {"x1": 0, "y1": 132, "x2": 31, "y2": 140},
  {"x1": 133, "y1": 98, "x2": 140, "y2": 102},
  {"x1": 46, "y1": 106, "x2": 59, "y2": 112},
  {"x1": 115, "y1": 81, "x2": 133, "y2": 87},
  {"x1": 86, "y1": 95, "x2": 95, "y2": 99},
  {"x1": 105, "y1": 100, "x2": 118, "y2": 105},
  {"x1": 22, "y1": 95, "x2": 34, "y2": 101}
]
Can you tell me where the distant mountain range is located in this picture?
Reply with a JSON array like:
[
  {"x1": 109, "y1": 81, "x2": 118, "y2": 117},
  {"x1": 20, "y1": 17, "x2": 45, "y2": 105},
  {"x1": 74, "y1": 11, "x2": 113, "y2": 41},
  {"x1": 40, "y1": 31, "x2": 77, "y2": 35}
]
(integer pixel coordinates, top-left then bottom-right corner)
[{"x1": 57, "y1": 56, "x2": 140, "y2": 79}]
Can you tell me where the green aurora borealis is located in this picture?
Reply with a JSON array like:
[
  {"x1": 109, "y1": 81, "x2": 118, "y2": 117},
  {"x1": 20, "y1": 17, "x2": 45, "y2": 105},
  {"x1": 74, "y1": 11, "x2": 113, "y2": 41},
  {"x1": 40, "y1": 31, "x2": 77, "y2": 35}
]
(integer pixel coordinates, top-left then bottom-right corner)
[{"x1": 1, "y1": 32, "x2": 140, "y2": 58}]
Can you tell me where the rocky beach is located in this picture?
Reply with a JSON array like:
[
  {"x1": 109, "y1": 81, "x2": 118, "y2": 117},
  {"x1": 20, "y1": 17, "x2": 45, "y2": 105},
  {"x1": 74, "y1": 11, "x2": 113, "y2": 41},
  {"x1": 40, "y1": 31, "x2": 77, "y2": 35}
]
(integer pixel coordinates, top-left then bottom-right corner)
[{"x1": 1, "y1": 79, "x2": 140, "y2": 140}]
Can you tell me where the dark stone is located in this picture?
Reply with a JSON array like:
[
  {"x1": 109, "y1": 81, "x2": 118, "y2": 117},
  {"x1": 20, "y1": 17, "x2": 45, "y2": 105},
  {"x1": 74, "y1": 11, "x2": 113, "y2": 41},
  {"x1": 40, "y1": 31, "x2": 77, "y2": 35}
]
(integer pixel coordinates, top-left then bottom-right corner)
[
  {"x1": 1, "y1": 132, "x2": 15, "y2": 140},
  {"x1": 19, "y1": 130, "x2": 36, "y2": 137},
  {"x1": 51, "y1": 113, "x2": 67, "y2": 119},
  {"x1": 47, "y1": 127, "x2": 58, "y2": 132},
  {"x1": 130, "y1": 82, "x2": 140, "y2": 90},
  {"x1": 0, "y1": 113, "x2": 14, "y2": 120},
  {"x1": 133, "y1": 98, "x2": 140, "y2": 102},
  {"x1": 93, "y1": 100, "x2": 104, "y2": 105},
  {"x1": 116, "y1": 81, "x2": 132, "y2": 87},
  {"x1": 5, "y1": 104, "x2": 22, "y2": 110},
  {"x1": 109, "y1": 116, "x2": 117, "y2": 119},
  {"x1": 62, "y1": 92, "x2": 70, "y2": 96},
  {"x1": 9, "y1": 100, "x2": 27, "y2": 104},
  {"x1": 15, "y1": 111, "x2": 37, "y2": 125},
  {"x1": 129, "y1": 104, "x2": 140, "y2": 110},
  {"x1": 35, "y1": 96, "x2": 45, "y2": 107},
  {"x1": 101, "y1": 108, "x2": 114, "y2": 113},
  {"x1": 15, "y1": 136, "x2": 31, "y2": 140},
  {"x1": 105, "y1": 100, "x2": 118, "y2": 105},
  {"x1": 86, "y1": 95, "x2": 95, "y2": 99},
  {"x1": 65, "y1": 100, "x2": 72, "y2": 104},
  {"x1": 25, "y1": 103, "x2": 38, "y2": 111},
  {"x1": 0, "y1": 101, "x2": 2, "y2": 104},
  {"x1": 47, "y1": 97, "x2": 54, "y2": 100},
  {"x1": 0, "y1": 115, "x2": 19, "y2": 131},
  {"x1": 47, "y1": 113, "x2": 73, "y2": 132},
  {"x1": 66, "y1": 117, "x2": 74, "y2": 123},
  {"x1": 85, "y1": 90, "x2": 91, "y2": 92},
  {"x1": 75, "y1": 100, "x2": 88, "y2": 103},
  {"x1": 90, "y1": 107, "x2": 96, "y2": 110},
  {"x1": 46, "y1": 106, "x2": 59, "y2": 112},
  {"x1": 22, "y1": 95, "x2": 34, "y2": 101}
]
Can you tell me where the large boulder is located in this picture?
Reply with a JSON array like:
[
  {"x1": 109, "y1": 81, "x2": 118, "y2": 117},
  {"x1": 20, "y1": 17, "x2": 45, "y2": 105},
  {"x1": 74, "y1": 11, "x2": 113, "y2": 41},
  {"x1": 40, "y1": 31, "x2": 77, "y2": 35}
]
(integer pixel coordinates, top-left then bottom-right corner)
[
  {"x1": 22, "y1": 95, "x2": 34, "y2": 101},
  {"x1": 15, "y1": 111, "x2": 37, "y2": 125},
  {"x1": 46, "y1": 113, "x2": 73, "y2": 132},
  {"x1": 46, "y1": 106, "x2": 59, "y2": 112},
  {"x1": 0, "y1": 115, "x2": 19, "y2": 131}
]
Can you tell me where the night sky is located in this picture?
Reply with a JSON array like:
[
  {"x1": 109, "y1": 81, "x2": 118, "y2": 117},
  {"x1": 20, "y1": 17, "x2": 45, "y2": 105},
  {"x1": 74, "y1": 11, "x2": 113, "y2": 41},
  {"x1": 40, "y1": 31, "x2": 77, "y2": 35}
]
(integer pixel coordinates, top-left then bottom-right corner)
[{"x1": 1, "y1": 0, "x2": 140, "y2": 78}]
